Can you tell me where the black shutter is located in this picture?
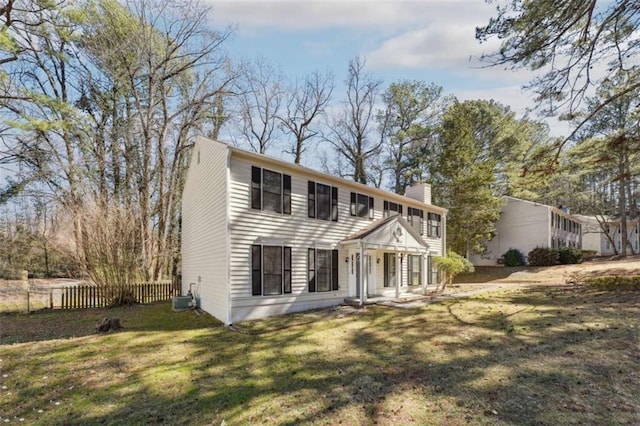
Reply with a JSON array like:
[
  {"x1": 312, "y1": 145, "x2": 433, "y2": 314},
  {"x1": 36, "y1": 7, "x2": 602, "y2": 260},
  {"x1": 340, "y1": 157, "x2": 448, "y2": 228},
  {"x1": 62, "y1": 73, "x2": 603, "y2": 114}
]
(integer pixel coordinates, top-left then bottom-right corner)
[
  {"x1": 350, "y1": 192, "x2": 356, "y2": 216},
  {"x1": 308, "y1": 181, "x2": 316, "y2": 218},
  {"x1": 331, "y1": 187, "x2": 338, "y2": 221},
  {"x1": 383, "y1": 253, "x2": 389, "y2": 287},
  {"x1": 383, "y1": 200, "x2": 388, "y2": 217},
  {"x1": 251, "y1": 245, "x2": 262, "y2": 296},
  {"x1": 369, "y1": 196, "x2": 374, "y2": 219},
  {"x1": 332, "y1": 249, "x2": 339, "y2": 290},
  {"x1": 283, "y1": 175, "x2": 291, "y2": 215},
  {"x1": 399, "y1": 205, "x2": 403, "y2": 215},
  {"x1": 308, "y1": 248, "x2": 316, "y2": 292},
  {"x1": 284, "y1": 247, "x2": 292, "y2": 293},
  {"x1": 420, "y1": 210, "x2": 424, "y2": 235},
  {"x1": 251, "y1": 167, "x2": 261, "y2": 210}
]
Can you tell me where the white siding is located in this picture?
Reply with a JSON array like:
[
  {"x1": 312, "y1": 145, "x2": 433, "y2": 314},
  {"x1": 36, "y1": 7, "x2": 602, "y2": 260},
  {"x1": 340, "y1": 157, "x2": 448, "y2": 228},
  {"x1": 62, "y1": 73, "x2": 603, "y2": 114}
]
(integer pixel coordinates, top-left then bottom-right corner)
[
  {"x1": 472, "y1": 198, "x2": 551, "y2": 265},
  {"x1": 471, "y1": 197, "x2": 584, "y2": 265},
  {"x1": 227, "y1": 154, "x2": 445, "y2": 322},
  {"x1": 181, "y1": 138, "x2": 230, "y2": 323}
]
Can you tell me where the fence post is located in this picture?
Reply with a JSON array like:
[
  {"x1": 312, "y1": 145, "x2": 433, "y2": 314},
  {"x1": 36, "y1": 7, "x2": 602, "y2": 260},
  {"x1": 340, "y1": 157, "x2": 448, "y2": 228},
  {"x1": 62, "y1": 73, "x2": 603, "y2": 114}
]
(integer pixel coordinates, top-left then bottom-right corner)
[{"x1": 21, "y1": 270, "x2": 29, "y2": 314}]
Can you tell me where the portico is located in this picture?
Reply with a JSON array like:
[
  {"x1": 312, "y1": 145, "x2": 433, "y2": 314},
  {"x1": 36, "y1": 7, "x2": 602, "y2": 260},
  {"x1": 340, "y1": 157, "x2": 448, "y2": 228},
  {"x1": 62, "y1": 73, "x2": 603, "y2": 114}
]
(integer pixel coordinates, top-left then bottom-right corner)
[{"x1": 341, "y1": 215, "x2": 433, "y2": 306}]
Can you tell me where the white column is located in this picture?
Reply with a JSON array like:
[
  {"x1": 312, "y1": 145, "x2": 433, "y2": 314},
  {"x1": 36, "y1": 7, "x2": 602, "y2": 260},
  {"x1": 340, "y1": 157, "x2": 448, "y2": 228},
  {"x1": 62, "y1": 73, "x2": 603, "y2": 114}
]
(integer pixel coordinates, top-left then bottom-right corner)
[
  {"x1": 359, "y1": 241, "x2": 366, "y2": 306},
  {"x1": 421, "y1": 253, "x2": 427, "y2": 295},
  {"x1": 395, "y1": 252, "x2": 401, "y2": 298}
]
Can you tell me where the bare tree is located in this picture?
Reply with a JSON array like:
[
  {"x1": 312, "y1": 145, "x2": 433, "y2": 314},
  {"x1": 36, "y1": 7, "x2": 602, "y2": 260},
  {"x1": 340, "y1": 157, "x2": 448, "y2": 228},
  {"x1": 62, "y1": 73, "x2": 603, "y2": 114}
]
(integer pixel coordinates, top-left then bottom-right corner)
[
  {"x1": 279, "y1": 71, "x2": 333, "y2": 164},
  {"x1": 232, "y1": 57, "x2": 284, "y2": 154},
  {"x1": 2, "y1": 0, "x2": 235, "y2": 285},
  {"x1": 325, "y1": 57, "x2": 382, "y2": 184}
]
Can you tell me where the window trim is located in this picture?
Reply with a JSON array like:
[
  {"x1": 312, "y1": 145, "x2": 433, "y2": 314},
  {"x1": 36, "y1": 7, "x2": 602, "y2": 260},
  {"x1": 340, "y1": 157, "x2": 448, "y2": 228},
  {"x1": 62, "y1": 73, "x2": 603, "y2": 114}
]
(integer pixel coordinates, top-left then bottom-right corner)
[
  {"x1": 383, "y1": 200, "x2": 403, "y2": 218},
  {"x1": 251, "y1": 244, "x2": 292, "y2": 296},
  {"x1": 308, "y1": 180, "x2": 338, "y2": 221},
  {"x1": 350, "y1": 192, "x2": 374, "y2": 219},
  {"x1": 251, "y1": 166, "x2": 291, "y2": 215},
  {"x1": 308, "y1": 248, "x2": 339, "y2": 292},
  {"x1": 427, "y1": 212, "x2": 441, "y2": 238},
  {"x1": 408, "y1": 207, "x2": 424, "y2": 235},
  {"x1": 407, "y1": 254, "x2": 422, "y2": 286}
]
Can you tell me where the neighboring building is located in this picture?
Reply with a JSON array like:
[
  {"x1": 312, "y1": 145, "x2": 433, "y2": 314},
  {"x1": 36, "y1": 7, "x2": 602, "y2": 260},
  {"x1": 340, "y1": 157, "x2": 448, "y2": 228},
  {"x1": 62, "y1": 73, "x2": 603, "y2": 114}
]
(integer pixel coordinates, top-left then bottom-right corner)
[
  {"x1": 181, "y1": 137, "x2": 447, "y2": 324},
  {"x1": 576, "y1": 214, "x2": 640, "y2": 255},
  {"x1": 470, "y1": 196, "x2": 583, "y2": 266}
]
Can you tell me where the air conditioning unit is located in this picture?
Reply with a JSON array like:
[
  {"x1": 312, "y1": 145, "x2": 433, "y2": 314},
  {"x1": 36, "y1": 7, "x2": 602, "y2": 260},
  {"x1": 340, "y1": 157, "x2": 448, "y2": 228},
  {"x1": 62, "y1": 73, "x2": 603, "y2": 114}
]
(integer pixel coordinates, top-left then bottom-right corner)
[{"x1": 172, "y1": 296, "x2": 193, "y2": 310}]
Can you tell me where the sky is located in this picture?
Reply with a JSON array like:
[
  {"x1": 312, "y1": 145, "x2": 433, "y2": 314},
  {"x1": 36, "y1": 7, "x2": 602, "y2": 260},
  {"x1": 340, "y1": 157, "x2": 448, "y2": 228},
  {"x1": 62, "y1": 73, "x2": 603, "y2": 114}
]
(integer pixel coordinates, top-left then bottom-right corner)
[{"x1": 204, "y1": 0, "x2": 572, "y2": 139}]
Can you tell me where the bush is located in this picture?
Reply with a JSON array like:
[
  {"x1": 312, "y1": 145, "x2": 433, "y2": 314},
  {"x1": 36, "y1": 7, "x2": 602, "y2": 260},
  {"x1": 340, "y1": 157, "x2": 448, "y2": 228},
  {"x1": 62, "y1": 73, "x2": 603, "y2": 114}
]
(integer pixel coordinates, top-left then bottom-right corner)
[
  {"x1": 585, "y1": 275, "x2": 640, "y2": 290},
  {"x1": 433, "y1": 250, "x2": 474, "y2": 291},
  {"x1": 502, "y1": 248, "x2": 525, "y2": 267},
  {"x1": 527, "y1": 247, "x2": 559, "y2": 266},
  {"x1": 558, "y1": 247, "x2": 583, "y2": 264}
]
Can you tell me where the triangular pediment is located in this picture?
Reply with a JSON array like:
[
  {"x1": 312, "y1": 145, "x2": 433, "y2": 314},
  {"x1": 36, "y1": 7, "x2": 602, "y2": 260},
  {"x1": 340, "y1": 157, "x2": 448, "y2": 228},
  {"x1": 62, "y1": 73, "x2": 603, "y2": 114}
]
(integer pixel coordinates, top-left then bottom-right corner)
[{"x1": 341, "y1": 215, "x2": 428, "y2": 251}]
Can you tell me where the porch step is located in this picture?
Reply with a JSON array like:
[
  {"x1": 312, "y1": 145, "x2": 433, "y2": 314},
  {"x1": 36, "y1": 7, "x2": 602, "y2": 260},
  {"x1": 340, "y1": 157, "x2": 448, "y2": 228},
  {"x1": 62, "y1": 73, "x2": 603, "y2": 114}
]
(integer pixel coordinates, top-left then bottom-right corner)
[
  {"x1": 343, "y1": 297, "x2": 377, "y2": 307},
  {"x1": 343, "y1": 294, "x2": 432, "y2": 307}
]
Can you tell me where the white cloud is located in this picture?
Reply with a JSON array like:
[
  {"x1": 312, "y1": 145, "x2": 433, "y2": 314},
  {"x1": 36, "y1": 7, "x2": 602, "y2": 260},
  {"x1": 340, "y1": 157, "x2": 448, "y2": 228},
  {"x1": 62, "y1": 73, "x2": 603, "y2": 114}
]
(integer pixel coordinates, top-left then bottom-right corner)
[
  {"x1": 205, "y1": 0, "x2": 494, "y2": 32},
  {"x1": 367, "y1": 24, "x2": 496, "y2": 70}
]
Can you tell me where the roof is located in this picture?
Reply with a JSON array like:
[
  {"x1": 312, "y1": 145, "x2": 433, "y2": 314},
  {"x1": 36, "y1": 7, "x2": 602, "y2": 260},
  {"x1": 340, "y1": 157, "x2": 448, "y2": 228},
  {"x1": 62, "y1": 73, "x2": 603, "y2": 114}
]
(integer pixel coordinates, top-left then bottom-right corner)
[
  {"x1": 199, "y1": 137, "x2": 447, "y2": 215},
  {"x1": 340, "y1": 214, "x2": 428, "y2": 248},
  {"x1": 504, "y1": 196, "x2": 584, "y2": 222}
]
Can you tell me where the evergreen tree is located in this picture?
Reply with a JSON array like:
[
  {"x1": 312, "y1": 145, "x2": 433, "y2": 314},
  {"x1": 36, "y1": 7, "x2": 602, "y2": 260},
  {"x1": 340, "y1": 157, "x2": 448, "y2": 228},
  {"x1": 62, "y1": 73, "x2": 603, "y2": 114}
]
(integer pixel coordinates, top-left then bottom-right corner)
[
  {"x1": 377, "y1": 80, "x2": 451, "y2": 194},
  {"x1": 433, "y1": 102, "x2": 503, "y2": 257},
  {"x1": 477, "y1": 0, "x2": 640, "y2": 142}
]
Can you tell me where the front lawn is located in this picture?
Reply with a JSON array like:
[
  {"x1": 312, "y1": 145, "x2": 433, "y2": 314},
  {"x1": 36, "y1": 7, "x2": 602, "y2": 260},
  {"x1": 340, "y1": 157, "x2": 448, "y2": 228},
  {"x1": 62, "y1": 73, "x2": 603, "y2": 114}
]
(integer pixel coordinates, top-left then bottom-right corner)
[{"x1": 1, "y1": 286, "x2": 639, "y2": 425}]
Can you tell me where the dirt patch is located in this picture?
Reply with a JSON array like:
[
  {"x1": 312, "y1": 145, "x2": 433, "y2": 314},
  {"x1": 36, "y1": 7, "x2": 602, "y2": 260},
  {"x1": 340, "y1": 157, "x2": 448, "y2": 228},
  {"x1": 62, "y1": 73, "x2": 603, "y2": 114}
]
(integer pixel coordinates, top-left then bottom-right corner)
[{"x1": 457, "y1": 255, "x2": 640, "y2": 286}]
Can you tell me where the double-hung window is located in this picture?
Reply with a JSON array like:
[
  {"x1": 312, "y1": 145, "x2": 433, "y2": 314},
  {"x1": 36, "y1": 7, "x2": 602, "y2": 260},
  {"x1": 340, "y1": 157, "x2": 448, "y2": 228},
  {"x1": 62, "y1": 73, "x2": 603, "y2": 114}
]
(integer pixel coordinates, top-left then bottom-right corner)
[
  {"x1": 427, "y1": 213, "x2": 441, "y2": 238},
  {"x1": 308, "y1": 248, "x2": 339, "y2": 292},
  {"x1": 383, "y1": 201, "x2": 403, "y2": 218},
  {"x1": 251, "y1": 166, "x2": 291, "y2": 214},
  {"x1": 407, "y1": 255, "x2": 422, "y2": 286},
  {"x1": 383, "y1": 253, "x2": 397, "y2": 288},
  {"x1": 427, "y1": 255, "x2": 438, "y2": 285},
  {"x1": 251, "y1": 245, "x2": 292, "y2": 296},
  {"x1": 308, "y1": 181, "x2": 338, "y2": 221},
  {"x1": 350, "y1": 192, "x2": 374, "y2": 219},
  {"x1": 407, "y1": 207, "x2": 424, "y2": 235}
]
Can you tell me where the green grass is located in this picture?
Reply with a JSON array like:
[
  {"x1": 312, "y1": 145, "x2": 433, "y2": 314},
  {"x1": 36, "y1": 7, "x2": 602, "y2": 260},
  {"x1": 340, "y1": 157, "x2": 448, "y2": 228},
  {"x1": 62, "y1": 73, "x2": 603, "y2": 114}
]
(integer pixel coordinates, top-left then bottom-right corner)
[{"x1": 1, "y1": 288, "x2": 640, "y2": 425}]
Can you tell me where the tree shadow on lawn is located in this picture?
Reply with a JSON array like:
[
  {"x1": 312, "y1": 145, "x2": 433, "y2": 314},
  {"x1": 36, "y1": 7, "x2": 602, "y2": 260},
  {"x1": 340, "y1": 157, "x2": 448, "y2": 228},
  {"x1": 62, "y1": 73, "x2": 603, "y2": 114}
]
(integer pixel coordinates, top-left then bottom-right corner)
[
  {"x1": 0, "y1": 302, "x2": 217, "y2": 345},
  {"x1": 2, "y1": 287, "x2": 640, "y2": 425}
]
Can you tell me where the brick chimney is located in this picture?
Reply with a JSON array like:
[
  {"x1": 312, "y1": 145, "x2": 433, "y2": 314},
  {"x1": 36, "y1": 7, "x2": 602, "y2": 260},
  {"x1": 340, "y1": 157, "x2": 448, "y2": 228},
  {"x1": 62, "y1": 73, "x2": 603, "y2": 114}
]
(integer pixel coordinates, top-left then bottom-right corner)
[{"x1": 404, "y1": 183, "x2": 432, "y2": 205}]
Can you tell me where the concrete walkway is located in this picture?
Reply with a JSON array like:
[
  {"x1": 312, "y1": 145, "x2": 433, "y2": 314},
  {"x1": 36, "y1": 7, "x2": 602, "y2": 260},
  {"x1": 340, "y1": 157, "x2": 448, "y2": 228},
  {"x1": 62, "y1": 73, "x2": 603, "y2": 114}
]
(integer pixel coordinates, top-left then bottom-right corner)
[{"x1": 374, "y1": 282, "x2": 548, "y2": 309}]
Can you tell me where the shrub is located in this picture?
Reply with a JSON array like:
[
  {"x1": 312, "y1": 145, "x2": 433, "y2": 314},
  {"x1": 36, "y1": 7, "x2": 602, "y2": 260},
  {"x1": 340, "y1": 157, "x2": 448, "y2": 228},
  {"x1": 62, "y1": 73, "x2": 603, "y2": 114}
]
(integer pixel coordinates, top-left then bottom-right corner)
[
  {"x1": 527, "y1": 247, "x2": 559, "y2": 266},
  {"x1": 502, "y1": 248, "x2": 525, "y2": 267},
  {"x1": 433, "y1": 250, "x2": 474, "y2": 291},
  {"x1": 558, "y1": 247, "x2": 583, "y2": 264},
  {"x1": 585, "y1": 276, "x2": 640, "y2": 290}
]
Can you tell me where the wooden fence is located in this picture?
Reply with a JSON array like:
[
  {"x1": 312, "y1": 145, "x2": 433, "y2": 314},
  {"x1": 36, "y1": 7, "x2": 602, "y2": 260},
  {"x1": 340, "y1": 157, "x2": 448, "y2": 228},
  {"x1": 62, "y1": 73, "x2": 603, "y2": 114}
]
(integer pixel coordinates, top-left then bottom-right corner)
[{"x1": 58, "y1": 281, "x2": 180, "y2": 310}]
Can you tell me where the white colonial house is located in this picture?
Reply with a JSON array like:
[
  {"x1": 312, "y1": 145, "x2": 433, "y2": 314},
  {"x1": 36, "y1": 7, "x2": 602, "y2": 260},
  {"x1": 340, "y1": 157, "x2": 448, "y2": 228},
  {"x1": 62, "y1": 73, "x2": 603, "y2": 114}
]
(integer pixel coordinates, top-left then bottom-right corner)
[
  {"x1": 471, "y1": 196, "x2": 583, "y2": 266},
  {"x1": 181, "y1": 137, "x2": 447, "y2": 324},
  {"x1": 576, "y1": 214, "x2": 640, "y2": 255}
]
